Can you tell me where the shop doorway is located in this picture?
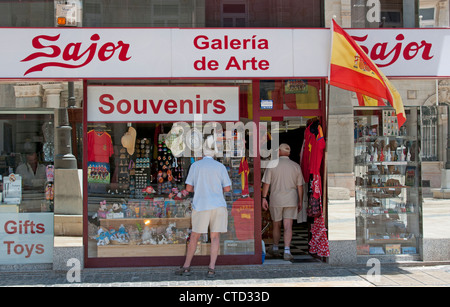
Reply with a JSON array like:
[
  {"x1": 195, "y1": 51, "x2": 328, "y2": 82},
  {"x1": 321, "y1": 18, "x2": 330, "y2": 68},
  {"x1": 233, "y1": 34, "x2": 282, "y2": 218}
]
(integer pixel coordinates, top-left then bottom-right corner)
[
  {"x1": 252, "y1": 79, "x2": 327, "y2": 263},
  {"x1": 260, "y1": 118, "x2": 321, "y2": 263}
]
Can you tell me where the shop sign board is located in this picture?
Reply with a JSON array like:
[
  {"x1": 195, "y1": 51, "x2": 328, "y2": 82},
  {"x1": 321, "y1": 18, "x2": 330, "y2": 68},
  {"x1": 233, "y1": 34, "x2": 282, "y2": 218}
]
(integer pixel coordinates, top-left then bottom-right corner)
[
  {"x1": 0, "y1": 28, "x2": 172, "y2": 78},
  {"x1": 0, "y1": 213, "x2": 54, "y2": 264},
  {"x1": 87, "y1": 86, "x2": 240, "y2": 122},
  {"x1": 0, "y1": 28, "x2": 449, "y2": 78},
  {"x1": 171, "y1": 29, "x2": 293, "y2": 77}
]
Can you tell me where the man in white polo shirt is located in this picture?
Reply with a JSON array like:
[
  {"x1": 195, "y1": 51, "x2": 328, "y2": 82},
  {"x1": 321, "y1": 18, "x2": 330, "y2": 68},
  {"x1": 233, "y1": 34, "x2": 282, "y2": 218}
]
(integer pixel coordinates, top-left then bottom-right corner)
[{"x1": 177, "y1": 136, "x2": 231, "y2": 278}]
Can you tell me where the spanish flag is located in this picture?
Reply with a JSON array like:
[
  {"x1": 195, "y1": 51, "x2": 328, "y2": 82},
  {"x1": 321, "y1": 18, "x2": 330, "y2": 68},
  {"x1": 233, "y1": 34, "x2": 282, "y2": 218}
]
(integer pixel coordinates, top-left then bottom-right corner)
[{"x1": 329, "y1": 19, "x2": 406, "y2": 128}]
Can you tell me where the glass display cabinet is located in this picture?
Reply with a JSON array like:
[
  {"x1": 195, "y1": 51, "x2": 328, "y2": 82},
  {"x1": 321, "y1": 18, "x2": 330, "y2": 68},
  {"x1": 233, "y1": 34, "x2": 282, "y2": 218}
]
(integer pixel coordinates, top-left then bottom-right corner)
[{"x1": 354, "y1": 108, "x2": 422, "y2": 258}]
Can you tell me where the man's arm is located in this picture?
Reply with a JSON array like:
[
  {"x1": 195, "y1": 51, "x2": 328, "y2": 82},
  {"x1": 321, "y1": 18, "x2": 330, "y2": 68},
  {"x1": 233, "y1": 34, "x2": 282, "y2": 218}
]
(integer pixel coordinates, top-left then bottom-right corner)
[
  {"x1": 223, "y1": 185, "x2": 231, "y2": 193},
  {"x1": 185, "y1": 184, "x2": 194, "y2": 193},
  {"x1": 261, "y1": 182, "x2": 270, "y2": 211}
]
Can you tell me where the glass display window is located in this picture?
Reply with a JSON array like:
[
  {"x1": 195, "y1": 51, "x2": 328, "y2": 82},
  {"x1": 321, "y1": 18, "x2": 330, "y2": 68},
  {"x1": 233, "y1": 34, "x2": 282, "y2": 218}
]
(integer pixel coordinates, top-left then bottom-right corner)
[
  {"x1": 0, "y1": 111, "x2": 55, "y2": 213},
  {"x1": 354, "y1": 108, "x2": 422, "y2": 258},
  {"x1": 259, "y1": 79, "x2": 320, "y2": 111},
  {"x1": 86, "y1": 121, "x2": 255, "y2": 260}
]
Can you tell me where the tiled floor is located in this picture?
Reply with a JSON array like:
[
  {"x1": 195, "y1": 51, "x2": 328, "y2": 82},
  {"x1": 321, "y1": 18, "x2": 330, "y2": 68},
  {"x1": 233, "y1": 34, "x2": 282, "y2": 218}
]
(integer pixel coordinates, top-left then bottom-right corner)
[{"x1": 264, "y1": 222, "x2": 322, "y2": 263}]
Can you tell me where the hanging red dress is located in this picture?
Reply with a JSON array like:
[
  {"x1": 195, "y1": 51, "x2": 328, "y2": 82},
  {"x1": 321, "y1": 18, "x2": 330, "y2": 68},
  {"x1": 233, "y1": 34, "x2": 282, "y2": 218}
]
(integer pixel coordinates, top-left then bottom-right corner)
[
  {"x1": 309, "y1": 214, "x2": 330, "y2": 257},
  {"x1": 300, "y1": 120, "x2": 330, "y2": 257}
]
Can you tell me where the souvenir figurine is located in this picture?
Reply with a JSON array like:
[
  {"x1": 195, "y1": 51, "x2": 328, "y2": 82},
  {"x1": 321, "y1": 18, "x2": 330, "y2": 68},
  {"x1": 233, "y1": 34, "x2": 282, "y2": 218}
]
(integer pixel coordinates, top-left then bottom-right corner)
[
  {"x1": 99, "y1": 200, "x2": 107, "y2": 211},
  {"x1": 111, "y1": 203, "x2": 122, "y2": 213},
  {"x1": 174, "y1": 192, "x2": 183, "y2": 200},
  {"x1": 114, "y1": 224, "x2": 130, "y2": 244},
  {"x1": 98, "y1": 200, "x2": 108, "y2": 219},
  {"x1": 142, "y1": 185, "x2": 155, "y2": 195},
  {"x1": 95, "y1": 228, "x2": 111, "y2": 246},
  {"x1": 46, "y1": 165, "x2": 55, "y2": 182},
  {"x1": 109, "y1": 228, "x2": 118, "y2": 241},
  {"x1": 121, "y1": 200, "x2": 132, "y2": 217},
  {"x1": 127, "y1": 225, "x2": 140, "y2": 244},
  {"x1": 141, "y1": 225, "x2": 157, "y2": 245}
]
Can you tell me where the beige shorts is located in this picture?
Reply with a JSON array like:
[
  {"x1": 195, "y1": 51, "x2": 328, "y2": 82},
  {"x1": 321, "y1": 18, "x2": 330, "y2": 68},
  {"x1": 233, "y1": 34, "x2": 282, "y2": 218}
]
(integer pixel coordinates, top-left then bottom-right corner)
[
  {"x1": 269, "y1": 206, "x2": 298, "y2": 222},
  {"x1": 192, "y1": 207, "x2": 228, "y2": 234}
]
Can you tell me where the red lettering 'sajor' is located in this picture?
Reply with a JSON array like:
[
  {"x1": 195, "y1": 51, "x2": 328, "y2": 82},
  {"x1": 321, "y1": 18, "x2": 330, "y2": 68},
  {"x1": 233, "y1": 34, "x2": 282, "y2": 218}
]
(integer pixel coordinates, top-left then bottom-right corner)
[
  {"x1": 352, "y1": 34, "x2": 433, "y2": 67},
  {"x1": 21, "y1": 33, "x2": 131, "y2": 76}
]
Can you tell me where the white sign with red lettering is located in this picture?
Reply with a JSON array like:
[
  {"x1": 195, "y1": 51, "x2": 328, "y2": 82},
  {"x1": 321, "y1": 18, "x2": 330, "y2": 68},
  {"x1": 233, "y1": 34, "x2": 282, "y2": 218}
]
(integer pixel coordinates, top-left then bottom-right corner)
[
  {"x1": 0, "y1": 28, "x2": 450, "y2": 78},
  {"x1": 0, "y1": 213, "x2": 54, "y2": 264},
  {"x1": 346, "y1": 28, "x2": 447, "y2": 77},
  {"x1": 87, "y1": 86, "x2": 240, "y2": 122},
  {"x1": 171, "y1": 29, "x2": 293, "y2": 77},
  {"x1": 0, "y1": 28, "x2": 171, "y2": 78}
]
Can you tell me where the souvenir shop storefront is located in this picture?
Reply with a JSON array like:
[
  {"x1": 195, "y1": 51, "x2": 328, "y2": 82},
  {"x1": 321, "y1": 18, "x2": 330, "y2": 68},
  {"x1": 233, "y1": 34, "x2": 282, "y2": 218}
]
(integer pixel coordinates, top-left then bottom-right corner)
[
  {"x1": 1, "y1": 26, "x2": 450, "y2": 268},
  {"x1": 78, "y1": 29, "x2": 329, "y2": 268},
  {"x1": 83, "y1": 79, "x2": 326, "y2": 267}
]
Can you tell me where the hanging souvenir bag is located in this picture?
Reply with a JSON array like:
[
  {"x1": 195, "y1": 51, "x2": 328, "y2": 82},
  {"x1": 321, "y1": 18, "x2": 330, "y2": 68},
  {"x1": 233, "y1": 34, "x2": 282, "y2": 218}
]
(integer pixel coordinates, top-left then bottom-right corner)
[
  {"x1": 307, "y1": 174, "x2": 322, "y2": 218},
  {"x1": 307, "y1": 195, "x2": 321, "y2": 218}
]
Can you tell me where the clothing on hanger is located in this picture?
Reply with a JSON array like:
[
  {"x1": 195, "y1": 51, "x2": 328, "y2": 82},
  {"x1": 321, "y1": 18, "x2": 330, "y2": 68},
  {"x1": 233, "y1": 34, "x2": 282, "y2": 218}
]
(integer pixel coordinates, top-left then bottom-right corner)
[{"x1": 87, "y1": 129, "x2": 114, "y2": 163}]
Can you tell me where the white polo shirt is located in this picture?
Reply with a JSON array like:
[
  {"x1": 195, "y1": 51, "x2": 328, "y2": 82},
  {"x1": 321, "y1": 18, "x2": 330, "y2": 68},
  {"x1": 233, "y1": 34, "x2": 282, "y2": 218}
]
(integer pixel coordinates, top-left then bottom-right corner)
[{"x1": 185, "y1": 156, "x2": 232, "y2": 211}]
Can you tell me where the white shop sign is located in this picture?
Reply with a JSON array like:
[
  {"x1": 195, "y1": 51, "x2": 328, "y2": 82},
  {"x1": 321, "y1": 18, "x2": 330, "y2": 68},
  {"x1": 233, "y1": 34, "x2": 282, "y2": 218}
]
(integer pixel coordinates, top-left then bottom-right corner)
[
  {"x1": 171, "y1": 29, "x2": 293, "y2": 77},
  {"x1": 87, "y1": 86, "x2": 240, "y2": 122},
  {"x1": 0, "y1": 28, "x2": 449, "y2": 78},
  {"x1": 0, "y1": 213, "x2": 54, "y2": 264}
]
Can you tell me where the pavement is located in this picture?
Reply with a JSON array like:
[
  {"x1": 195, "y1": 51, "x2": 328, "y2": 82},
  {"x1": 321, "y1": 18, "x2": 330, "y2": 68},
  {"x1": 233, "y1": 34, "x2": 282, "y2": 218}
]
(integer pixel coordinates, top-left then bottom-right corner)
[{"x1": 1, "y1": 260, "x2": 450, "y2": 288}]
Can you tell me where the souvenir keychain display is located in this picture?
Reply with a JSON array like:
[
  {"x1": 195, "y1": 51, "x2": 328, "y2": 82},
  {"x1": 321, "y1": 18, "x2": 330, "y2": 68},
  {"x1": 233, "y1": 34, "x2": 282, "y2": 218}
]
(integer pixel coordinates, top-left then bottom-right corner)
[
  {"x1": 155, "y1": 140, "x2": 184, "y2": 194},
  {"x1": 131, "y1": 138, "x2": 152, "y2": 199}
]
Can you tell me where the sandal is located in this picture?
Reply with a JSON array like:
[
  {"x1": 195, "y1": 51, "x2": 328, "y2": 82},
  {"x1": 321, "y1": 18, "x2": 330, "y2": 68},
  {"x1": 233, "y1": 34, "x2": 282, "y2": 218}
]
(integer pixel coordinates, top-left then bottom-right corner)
[
  {"x1": 175, "y1": 266, "x2": 191, "y2": 276},
  {"x1": 206, "y1": 267, "x2": 215, "y2": 279}
]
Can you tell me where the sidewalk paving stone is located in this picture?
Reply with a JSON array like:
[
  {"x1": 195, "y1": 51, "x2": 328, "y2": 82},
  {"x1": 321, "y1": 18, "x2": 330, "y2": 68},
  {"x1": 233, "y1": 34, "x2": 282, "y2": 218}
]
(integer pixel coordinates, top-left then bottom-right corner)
[{"x1": 0, "y1": 263, "x2": 449, "y2": 287}]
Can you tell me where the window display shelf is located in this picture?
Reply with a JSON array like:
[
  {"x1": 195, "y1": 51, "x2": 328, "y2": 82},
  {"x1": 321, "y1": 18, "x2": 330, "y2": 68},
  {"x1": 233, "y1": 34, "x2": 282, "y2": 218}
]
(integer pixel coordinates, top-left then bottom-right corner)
[
  {"x1": 355, "y1": 161, "x2": 417, "y2": 166},
  {"x1": 99, "y1": 217, "x2": 191, "y2": 229},
  {"x1": 96, "y1": 242, "x2": 211, "y2": 258},
  {"x1": 86, "y1": 122, "x2": 255, "y2": 260}
]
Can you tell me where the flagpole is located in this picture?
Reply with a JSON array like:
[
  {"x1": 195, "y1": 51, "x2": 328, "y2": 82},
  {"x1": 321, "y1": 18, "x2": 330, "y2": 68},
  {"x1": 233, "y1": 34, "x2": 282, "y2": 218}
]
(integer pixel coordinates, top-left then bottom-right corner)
[
  {"x1": 322, "y1": 79, "x2": 330, "y2": 222},
  {"x1": 323, "y1": 19, "x2": 334, "y2": 222}
]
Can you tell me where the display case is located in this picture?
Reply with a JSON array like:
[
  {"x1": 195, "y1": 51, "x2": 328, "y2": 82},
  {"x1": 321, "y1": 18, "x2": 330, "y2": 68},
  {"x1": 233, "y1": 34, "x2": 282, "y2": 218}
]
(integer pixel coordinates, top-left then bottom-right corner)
[
  {"x1": 354, "y1": 108, "x2": 422, "y2": 257},
  {"x1": 86, "y1": 122, "x2": 255, "y2": 259}
]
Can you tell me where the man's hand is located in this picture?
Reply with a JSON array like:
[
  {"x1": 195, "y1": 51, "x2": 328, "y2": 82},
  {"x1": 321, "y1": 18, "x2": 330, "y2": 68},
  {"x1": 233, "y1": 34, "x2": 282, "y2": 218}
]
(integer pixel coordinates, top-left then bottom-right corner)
[
  {"x1": 262, "y1": 198, "x2": 269, "y2": 211},
  {"x1": 298, "y1": 200, "x2": 302, "y2": 213}
]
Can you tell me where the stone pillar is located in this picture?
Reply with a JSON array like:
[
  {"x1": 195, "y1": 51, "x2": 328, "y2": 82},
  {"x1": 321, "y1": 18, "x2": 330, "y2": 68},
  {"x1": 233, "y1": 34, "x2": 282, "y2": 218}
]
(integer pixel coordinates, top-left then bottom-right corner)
[
  {"x1": 326, "y1": 86, "x2": 357, "y2": 265},
  {"x1": 42, "y1": 82, "x2": 64, "y2": 108}
]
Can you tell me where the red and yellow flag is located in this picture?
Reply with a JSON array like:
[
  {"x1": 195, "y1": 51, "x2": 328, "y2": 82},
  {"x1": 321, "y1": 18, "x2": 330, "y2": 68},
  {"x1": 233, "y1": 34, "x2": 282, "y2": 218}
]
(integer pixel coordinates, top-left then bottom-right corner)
[{"x1": 329, "y1": 19, "x2": 406, "y2": 128}]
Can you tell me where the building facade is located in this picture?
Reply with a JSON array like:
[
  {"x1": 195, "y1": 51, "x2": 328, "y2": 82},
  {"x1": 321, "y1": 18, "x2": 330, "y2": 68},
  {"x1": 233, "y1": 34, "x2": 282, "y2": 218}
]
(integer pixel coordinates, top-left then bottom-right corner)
[{"x1": 0, "y1": 0, "x2": 449, "y2": 269}]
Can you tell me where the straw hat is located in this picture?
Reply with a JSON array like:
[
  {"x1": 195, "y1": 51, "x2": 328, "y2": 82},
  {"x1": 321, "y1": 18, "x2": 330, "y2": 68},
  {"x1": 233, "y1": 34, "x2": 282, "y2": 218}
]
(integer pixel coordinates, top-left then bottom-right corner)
[{"x1": 121, "y1": 127, "x2": 137, "y2": 155}]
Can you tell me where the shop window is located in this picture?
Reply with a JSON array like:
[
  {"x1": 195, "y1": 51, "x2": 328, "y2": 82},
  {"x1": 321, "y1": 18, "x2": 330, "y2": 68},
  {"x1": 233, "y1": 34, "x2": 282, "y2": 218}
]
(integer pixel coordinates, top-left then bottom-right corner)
[
  {"x1": 83, "y1": 0, "x2": 204, "y2": 28},
  {"x1": 354, "y1": 108, "x2": 422, "y2": 258},
  {"x1": 0, "y1": 112, "x2": 55, "y2": 213},
  {"x1": 259, "y1": 80, "x2": 320, "y2": 111},
  {"x1": 86, "y1": 122, "x2": 255, "y2": 259},
  {"x1": 221, "y1": 0, "x2": 247, "y2": 27},
  {"x1": 326, "y1": 0, "x2": 426, "y2": 28},
  {"x1": 420, "y1": 106, "x2": 438, "y2": 161}
]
